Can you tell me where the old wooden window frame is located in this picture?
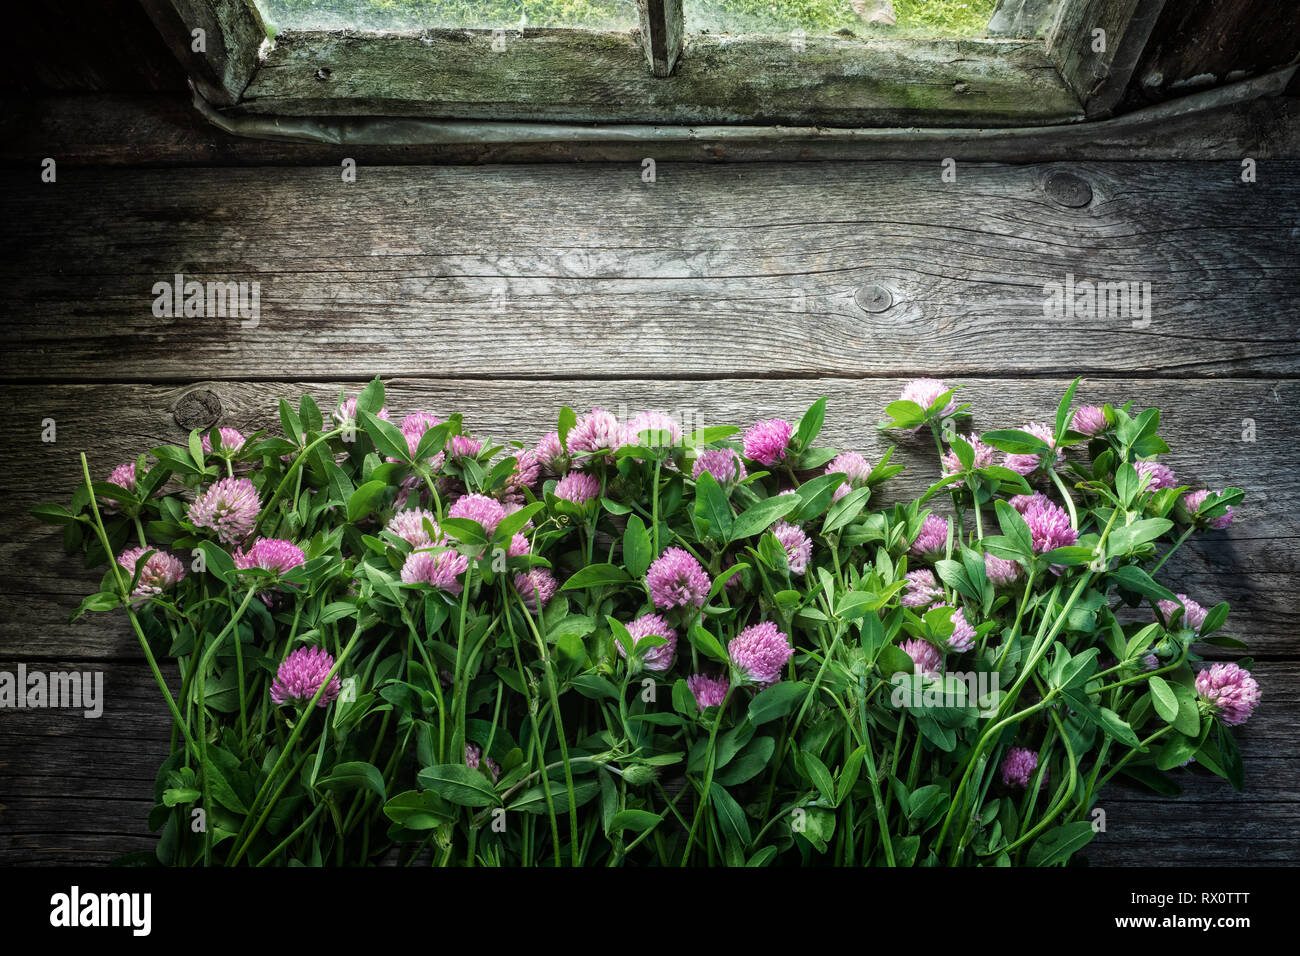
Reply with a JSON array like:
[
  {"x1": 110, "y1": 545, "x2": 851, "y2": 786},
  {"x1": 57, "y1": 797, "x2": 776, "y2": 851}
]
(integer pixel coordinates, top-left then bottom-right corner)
[{"x1": 140, "y1": 0, "x2": 1168, "y2": 131}]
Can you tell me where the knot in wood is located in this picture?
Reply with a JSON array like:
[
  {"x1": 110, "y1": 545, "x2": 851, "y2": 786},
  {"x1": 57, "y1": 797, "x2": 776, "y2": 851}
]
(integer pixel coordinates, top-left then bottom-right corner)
[
  {"x1": 1044, "y1": 171, "x2": 1093, "y2": 208},
  {"x1": 174, "y1": 388, "x2": 223, "y2": 431},
  {"x1": 855, "y1": 283, "x2": 893, "y2": 314}
]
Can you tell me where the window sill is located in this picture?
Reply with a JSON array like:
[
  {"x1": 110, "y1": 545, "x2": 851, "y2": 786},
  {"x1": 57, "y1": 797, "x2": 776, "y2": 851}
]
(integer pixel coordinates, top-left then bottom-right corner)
[{"x1": 234, "y1": 29, "x2": 1084, "y2": 128}]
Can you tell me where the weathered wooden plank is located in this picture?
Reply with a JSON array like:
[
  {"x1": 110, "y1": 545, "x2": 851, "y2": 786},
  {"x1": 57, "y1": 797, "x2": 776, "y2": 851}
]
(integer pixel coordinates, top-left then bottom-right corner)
[
  {"x1": 637, "y1": 0, "x2": 684, "y2": 78},
  {"x1": 4, "y1": 78, "x2": 1297, "y2": 167},
  {"x1": 1, "y1": 162, "x2": 1298, "y2": 381},
  {"x1": 2, "y1": 377, "x2": 1292, "y2": 658},
  {"x1": 138, "y1": 0, "x2": 269, "y2": 107},
  {"x1": 1047, "y1": 0, "x2": 1166, "y2": 118},
  {"x1": 238, "y1": 30, "x2": 1082, "y2": 127},
  {"x1": 3, "y1": 659, "x2": 1293, "y2": 865},
  {"x1": 1123, "y1": 0, "x2": 1300, "y2": 108}
]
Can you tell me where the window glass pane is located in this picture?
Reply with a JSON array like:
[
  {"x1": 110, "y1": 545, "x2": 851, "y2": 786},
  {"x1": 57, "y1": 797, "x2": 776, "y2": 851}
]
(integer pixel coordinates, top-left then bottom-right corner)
[
  {"x1": 684, "y1": 0, "x2": 1000, "y2": 37},
  {"x1": 253, "y1": 0, "x2": 640, "y2": 32}
]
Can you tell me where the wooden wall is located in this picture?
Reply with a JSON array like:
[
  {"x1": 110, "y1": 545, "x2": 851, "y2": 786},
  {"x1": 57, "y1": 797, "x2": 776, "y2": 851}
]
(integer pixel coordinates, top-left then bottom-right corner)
[{"x1": 1, "y1": 159, "x2": 1297, "y2": 864}]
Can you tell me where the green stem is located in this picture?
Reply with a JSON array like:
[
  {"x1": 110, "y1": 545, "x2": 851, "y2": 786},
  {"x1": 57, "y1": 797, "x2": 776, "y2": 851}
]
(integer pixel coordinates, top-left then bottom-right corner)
[
  {"x1": 256, "y1": 427, "x2": 345, "y2": 534},
  {"x1": 80, "y1": 454, "x2": 198, "y2": 753},
  {"x1": 227, "y1": 620, "x2": 365, "y2": 865},
  {"x1": 1150, "y1": 526, "x2": 1194, "y2": 575},
  {"x1": 857, "y1": 684, "x2": 895, "y2": 866},
  {"x1": 680, "y1": 685, "x2": 734, "y2": 866}
]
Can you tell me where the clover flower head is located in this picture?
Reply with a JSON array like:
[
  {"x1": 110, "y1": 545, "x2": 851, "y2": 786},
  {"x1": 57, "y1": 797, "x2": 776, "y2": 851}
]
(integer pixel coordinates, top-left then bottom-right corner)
[
  {"x1": 898, "y1": 378, "x2": 957, "y2": 432},
  {"x1": 646, "y1": 547, "x2": 710, "y2": 610},
  {"x1": 507, "y1": 532, "x2": 531, "y2": 558},
  {"x1": 909, "y1": 513, "x2": 949, "y2": 560},
  {"x1": 693, "y1": 449, "x2": 747, "y2": 486},
  {"x1": 1158, "y1": 593, "x2": 1208, "y2": 634},
  {"x1": 1000, "y1": 747, "x2": 1039, "y2": 788},
  {"x1": 1071, "y1": 405, "x2": 1108, "y2": 436},
  {"x1": 116, "y1": 546, "x2": 186, "y2": 602},
  {"x1": 772, "y1": 520, "x2": 812, "y2": 575},
  {"x1": 901, "y1": 569, "x2": 944, "y2": 608},
  {"x1": 385, "y1": 508, "x2": 442, "y2": 548},
  {"x1": 933, "y1": 603, "x2": 975, "y2": 653},
  {"x1": 940, "y1": 434, "x2": 995, "y2": 485},
  {"x1": 104, "y1": 462, "x2": 139, "y2": 510},
  {"x1": 1135, "y1": 460, "x2": 1178, "y2": 491},
  {"x1": 983, "y1": 552, "x2": 1023, "y2": 588},
  {"x1": 899, "y1": 638, "x2": 942, "y2": 678},
  {"x1": 1002, "y1": 422, "x2": 1063, "y2": 480},
  {"x1": 826, "y1": 452, "x2": 872, "y2": 501},
  {"x1": 1195, "y1": 662, "x2": 1260, "y2": 726},
  {"x1": 448, "y1": 435, "x2": 483, "y2": 461},
  {"x1": 465, "y1": 742, "x2": 501, "y2": 782},
  {"x1": 742, "y1": 419, "x2": 793, "y2": 466},
  {"x1": 514, "y1": 568, "x2": 558, "y2": 611},
  {"x1": 616, "y1": 613, "x2": 678, "y2": 672},
  {"x1": 687, "y1": 673, "x2": 730, "y2": 709},
  {"x1": 201, "y1": 427, "x2": 245, "y2": 456},
  {"x1": 505, "y1": 449, "x2": 541, "y2": 493},
  {"x1": 447, "y1": 493, "x2": 506, "y2": 536},
  {"x1": 1008, "y1": 492, "x2": 1050, "y2": 514},
  {"x1": 108, "y1": 462, "x2": 138, "y2": 490},
  {"x1": 401, "y1": 548, "x2": 469, "y2": 595},
  {"x1": 1019, "y1": 494, "x2": 1078, "y2": 554},
  {"x1": 827, "y1": 452, "x2": 872, "y2": 486},
  {"x1": 728, "y1": 621, "x2": 794, "y2": 686},
  {"x1": 233, "y1": 537, "x2": 306, "y2": 576},
  {"x1": 568, "y1": 408, "x2": 626, "y2": 460},
  {"x1": 402, "y1": 411, "x2": 442, "y2": 435},
  {"x1": 188, "y1": 476, "x2": 260, "y2": 545},
  {"x1": 534, "y1": 431, "x2": 567, "y2": 477},
  {"x1": 554, "y1": 470, "x2": 601, "y2": 505},
  {"x1": 1183, "y1": 489, "x2": 1235, "y2": 530},
  {"x1": 271, "y1": 646, "x2": 342, "y2": 708},
  {"x1": 627, "y1": 410, "x2": 683, "y2": 448},
  {"x1": 334, "y1": 398, "x2": 390, "y2": 425}
]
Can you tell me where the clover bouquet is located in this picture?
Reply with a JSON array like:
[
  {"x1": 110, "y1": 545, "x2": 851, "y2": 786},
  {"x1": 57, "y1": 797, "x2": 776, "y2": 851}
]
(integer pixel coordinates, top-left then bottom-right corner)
[{"x1": 35, "y1": 377, "x2": 1255, "y2": 866}]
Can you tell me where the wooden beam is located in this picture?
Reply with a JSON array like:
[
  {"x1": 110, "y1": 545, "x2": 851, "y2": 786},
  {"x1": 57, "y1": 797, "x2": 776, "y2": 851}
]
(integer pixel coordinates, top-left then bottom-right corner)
[
  {"x1": 4, "y1": 72, "x2": 1295, "y2": 165},
  {"x1": 3, "y1": 160, "x2": 1297, "y2": 382},
  {"x1": 136, "y1": 0, "x2": 267, "y2": 106},
  {"x1": 1047, "y1": 0, "x2": 1166, "y2": 118},
  {"x1": 637, "y1": 0, "x2": 684, "y2": 78},
  {"x1": 237, "y1": 30, "x2": 1082, "y2": 127}
]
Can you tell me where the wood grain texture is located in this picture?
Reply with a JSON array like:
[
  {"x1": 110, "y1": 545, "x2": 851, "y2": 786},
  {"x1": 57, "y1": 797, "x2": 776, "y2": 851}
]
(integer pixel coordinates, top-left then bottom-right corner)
[
  {"x1": 2, "y1": 377, "x2": 1293, "y2": 658},
  {"x1": 2, "y1": 659, "x2": 1294, "y2": 865},
  {"x1": 1047, "y1": 0, "x2": 1166, "y2": 118},
  {"x1": 138, "y1": 0, "x2": 268, "y2": 107},
  {"x1": 5, "y1": 84, "x2": 1297, "y2": 166},
  {"x1": 1, "y1": 162, "x2": 1298, "y2": 382},
  {"x1": 1124, "y1": 0, "x2": 1300, "y2": 108},
  {"x1": 239, "y1": 30, "x2": 1082, "y2": 127},
  {"x1": 1, "y1": 153, "x2": 1297, "y2": 866},
  {"x1": 637, "y1": 0, "x2": 684, "y2": 77}
]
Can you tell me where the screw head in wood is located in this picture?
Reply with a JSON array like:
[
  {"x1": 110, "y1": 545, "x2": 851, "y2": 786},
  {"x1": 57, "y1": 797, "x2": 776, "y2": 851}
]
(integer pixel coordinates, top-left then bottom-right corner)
[
  {"x1": 855, "y1": 283, "x2": 893, "y2": 313},
  {"x1": 174, "y1": 388, "x2": 223, "y2": 431},
  {"x1": 1044, "y1": 171, "x2": 1093, "y2": 208}
]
